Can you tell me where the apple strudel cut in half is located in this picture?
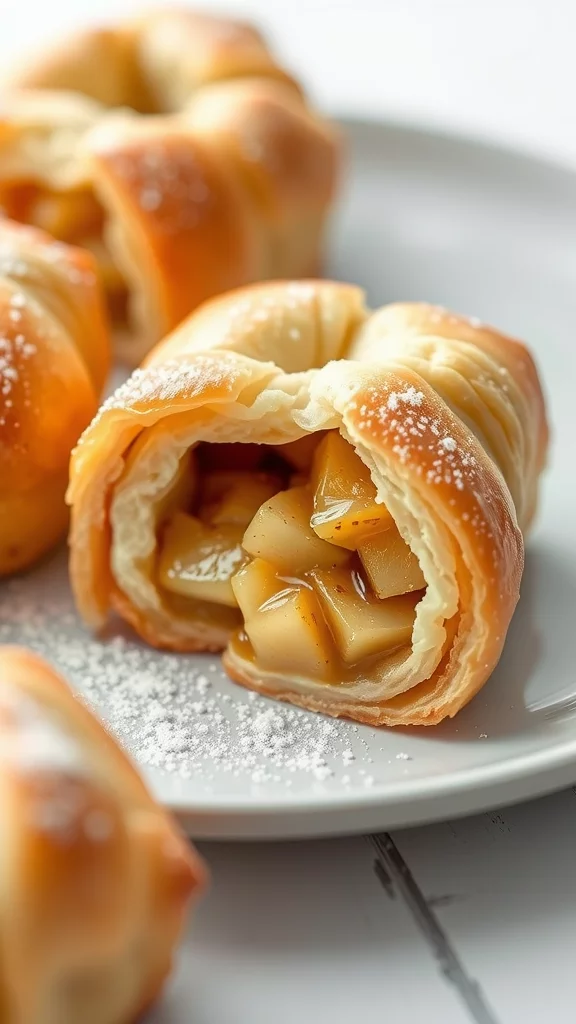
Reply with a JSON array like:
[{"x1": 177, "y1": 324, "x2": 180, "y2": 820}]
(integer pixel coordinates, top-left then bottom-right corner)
[{"x1": 68, "y1": 282, "x2": 548, "y2": 726}]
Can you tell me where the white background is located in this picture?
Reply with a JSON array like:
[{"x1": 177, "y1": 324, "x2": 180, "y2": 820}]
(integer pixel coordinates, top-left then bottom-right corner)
[
  {"x1": 1, "y1": 0, "x2": 575, "y2": 163},
  {"x1": 3, "y1": 3, "x2": 576, "y2": 1022}
]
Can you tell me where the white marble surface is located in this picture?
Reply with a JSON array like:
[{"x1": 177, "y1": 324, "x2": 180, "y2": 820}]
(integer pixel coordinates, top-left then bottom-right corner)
[
  {"x1": 2, "y1": 2, "x2": 576, "y2": 1021},
  {"x1": 164, "y1": 792, "x2": 576, "y2": 1024}
]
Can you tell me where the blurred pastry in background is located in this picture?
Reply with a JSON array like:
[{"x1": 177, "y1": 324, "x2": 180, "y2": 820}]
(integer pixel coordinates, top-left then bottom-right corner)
[
  {"x1": 0, "y1": 644, "x2": 207, "y2": 1024},
  {"x1": 0, "y1": 8, "x2": 340, "y2": 363}
]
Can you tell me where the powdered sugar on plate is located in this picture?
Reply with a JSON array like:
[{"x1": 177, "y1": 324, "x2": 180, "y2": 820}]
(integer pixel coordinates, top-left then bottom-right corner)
[{"x1": 0, "y1": 549, "x2": 400, "y2": 796}]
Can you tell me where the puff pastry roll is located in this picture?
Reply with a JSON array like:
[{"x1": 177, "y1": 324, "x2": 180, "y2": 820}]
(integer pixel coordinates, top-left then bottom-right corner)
[
  {"x1": 68, "y1": 282, "x2": 547, "y2": 727},
  {"x1": 0, "y1": 9, "x2": 339, "y2": 363},
  {"x1": 0, "y1": 218, "x2": 109, "y2": 576},
  {"x1": 0, "y1": 645, "x2": 206, "y2": 1024}
]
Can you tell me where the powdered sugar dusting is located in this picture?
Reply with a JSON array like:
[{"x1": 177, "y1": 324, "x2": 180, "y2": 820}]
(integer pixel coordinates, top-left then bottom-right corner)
[
  {"x1": 0, "y1": 329, "x2": 37, "y2": 424},
  {"x1": 386, "y1": 386, "x2": 424, "y2": 411},
  {"x1": 91, "y1": 136, "x2": 212, "y2": 229},
  {"x1": 0, "y1": 552, "x2": 400, "y2": 793},
  {"x1": 348, "y1": 379, "x2": 494, "y2": 544},
  {"x1": 84, "y1": 354, "x2": 243, "y2": 436}
]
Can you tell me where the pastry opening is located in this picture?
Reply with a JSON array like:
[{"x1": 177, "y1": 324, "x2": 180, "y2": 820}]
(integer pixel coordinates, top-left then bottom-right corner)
[
  {"x1": 155, "y1": 430, "x2": 428, "y2": 683},
  {"x1": 0, "y1": 183, "x2": 129, "y2": 327}
]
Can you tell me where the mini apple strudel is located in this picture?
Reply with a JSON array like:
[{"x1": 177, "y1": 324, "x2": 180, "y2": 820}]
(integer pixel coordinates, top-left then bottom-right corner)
[{"x1": 68, "y1": 282, "x2": 547, "y2": 726}]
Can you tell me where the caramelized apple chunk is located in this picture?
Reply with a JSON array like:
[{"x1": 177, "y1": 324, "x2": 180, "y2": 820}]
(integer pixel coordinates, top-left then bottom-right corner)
[
  {"x1": 199, "y1": 472, "x2": 282, "y2": 528},
  {"x1": 310, "y1": 432, "x2": 393, "y2": 549},
  {"x1": 358, "y1": 527, "x2": 426, "y2": 599},
  {"x1": 232, "y1": 560, "x2": 335, "y2": 678},
  {"x1": 230, "y1": 557, "x2": 284, "y2": 619},
  {"x1": 242, "y1": 485, "x2": 349, "y2": 574},
  {"x1": 309, "y1": 566, "x2": 420, "y2": 663},
  {"x1": 158, "y1": 512, "x2": 246, "y2": 607}
]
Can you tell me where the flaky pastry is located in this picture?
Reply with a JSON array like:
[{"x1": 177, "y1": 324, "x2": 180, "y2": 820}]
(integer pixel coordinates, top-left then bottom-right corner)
[
  {"x1": 67, "y1": 281, "x2": 548, "y2": 727},
  {"x1": 0, "y1": 8, "x2": 339, "y2": 363},
  {"x1": 0, "y1": 645, "x2": 206, "y2": 1024},
  {"x1": 0, "y1": 218, "x2": 109, "y2": 576}
]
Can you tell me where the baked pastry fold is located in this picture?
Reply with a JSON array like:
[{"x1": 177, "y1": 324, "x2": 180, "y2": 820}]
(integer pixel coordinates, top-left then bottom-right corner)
[
  {"x1": 0, "y1": 9, "x2": 339, "y2": 362},
  {"x1": 0, "y1": 645, "x2": 206, "y2": 1024},
  {"x1": 68, "y1": 282, "x2": 547, "y2": 726},
  {"x1": 0, "y1": 218, "x2": 109, "y2": 575}
]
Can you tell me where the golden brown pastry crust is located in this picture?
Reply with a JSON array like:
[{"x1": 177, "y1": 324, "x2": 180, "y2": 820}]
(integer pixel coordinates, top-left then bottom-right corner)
[
  {"x1": 0, "y1": 219, "x2": 109, "y2": 576},
  {"x1": 0, "y1": 9, "x2": 340, "y2": 363},
  {"x1": 67, "y1": 281, "x2": 548, "y2": 727},
  {"x1": 0, "y1": 645, "x2": 206, "y2": 1024},
  {"x1": 8, "y1": 10, "x2": 300, "y2": 111}
]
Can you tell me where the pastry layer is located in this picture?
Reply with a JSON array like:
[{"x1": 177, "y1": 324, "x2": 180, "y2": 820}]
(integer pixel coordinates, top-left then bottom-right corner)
[{"x1": 68, "y1": 282, "x2": 547, "y2": 726}]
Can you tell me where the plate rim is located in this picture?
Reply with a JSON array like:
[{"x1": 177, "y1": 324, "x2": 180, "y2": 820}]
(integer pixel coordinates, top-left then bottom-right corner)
[
  {"x1": 336, "y1": 109, "x2": 576, "y2": 180},
  {"x1": 168, "y1": 733, "x2": 576, "y2": 817}
]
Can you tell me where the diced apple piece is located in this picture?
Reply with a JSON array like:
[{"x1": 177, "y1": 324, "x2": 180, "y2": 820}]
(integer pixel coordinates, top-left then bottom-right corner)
[
  {"x1": 158, "y1": 513, "x2": 246, "y2": 607},
  {"x1": 244, "y1": 584, "x2": 335, "y2": 679},
  {"x1": 358, "y1": 527, "x2": 426, "y2": 599},
  {"x1": 275, "y1": 433, "x2": 322, "y2": 471},
  {"x1": 242, "y1": 486, "x2": 349, "y2": 573},
  {"x1": 310, "y1": 432, "x2": 393, "y2": 549},
  {"x1": 230, "y1": 557, "x2": 283, "y2": 620},
  {"x1": 199, "y1": 471, "x2": 281, "y2": 528},
  {"x1": 310, "y1": 566, "x2": 420, "y2": 663},
  {"x1": 232, "y1": 558, "x2": 336, "y2": 678}
]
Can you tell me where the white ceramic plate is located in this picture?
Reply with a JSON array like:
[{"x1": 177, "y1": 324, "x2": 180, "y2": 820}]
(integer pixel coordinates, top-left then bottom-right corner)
[{"x1": 2, "y1": 118, "x2": 576, "y2": 840}]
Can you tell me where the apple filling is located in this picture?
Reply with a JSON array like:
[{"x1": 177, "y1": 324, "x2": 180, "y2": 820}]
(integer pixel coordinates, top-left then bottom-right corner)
[
  {"x1": 156, "y1": 431, "x2": 426, "y2": 681},
  {"x1": 0, "y1": 182, "x2": 128, "y2": 323}
]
